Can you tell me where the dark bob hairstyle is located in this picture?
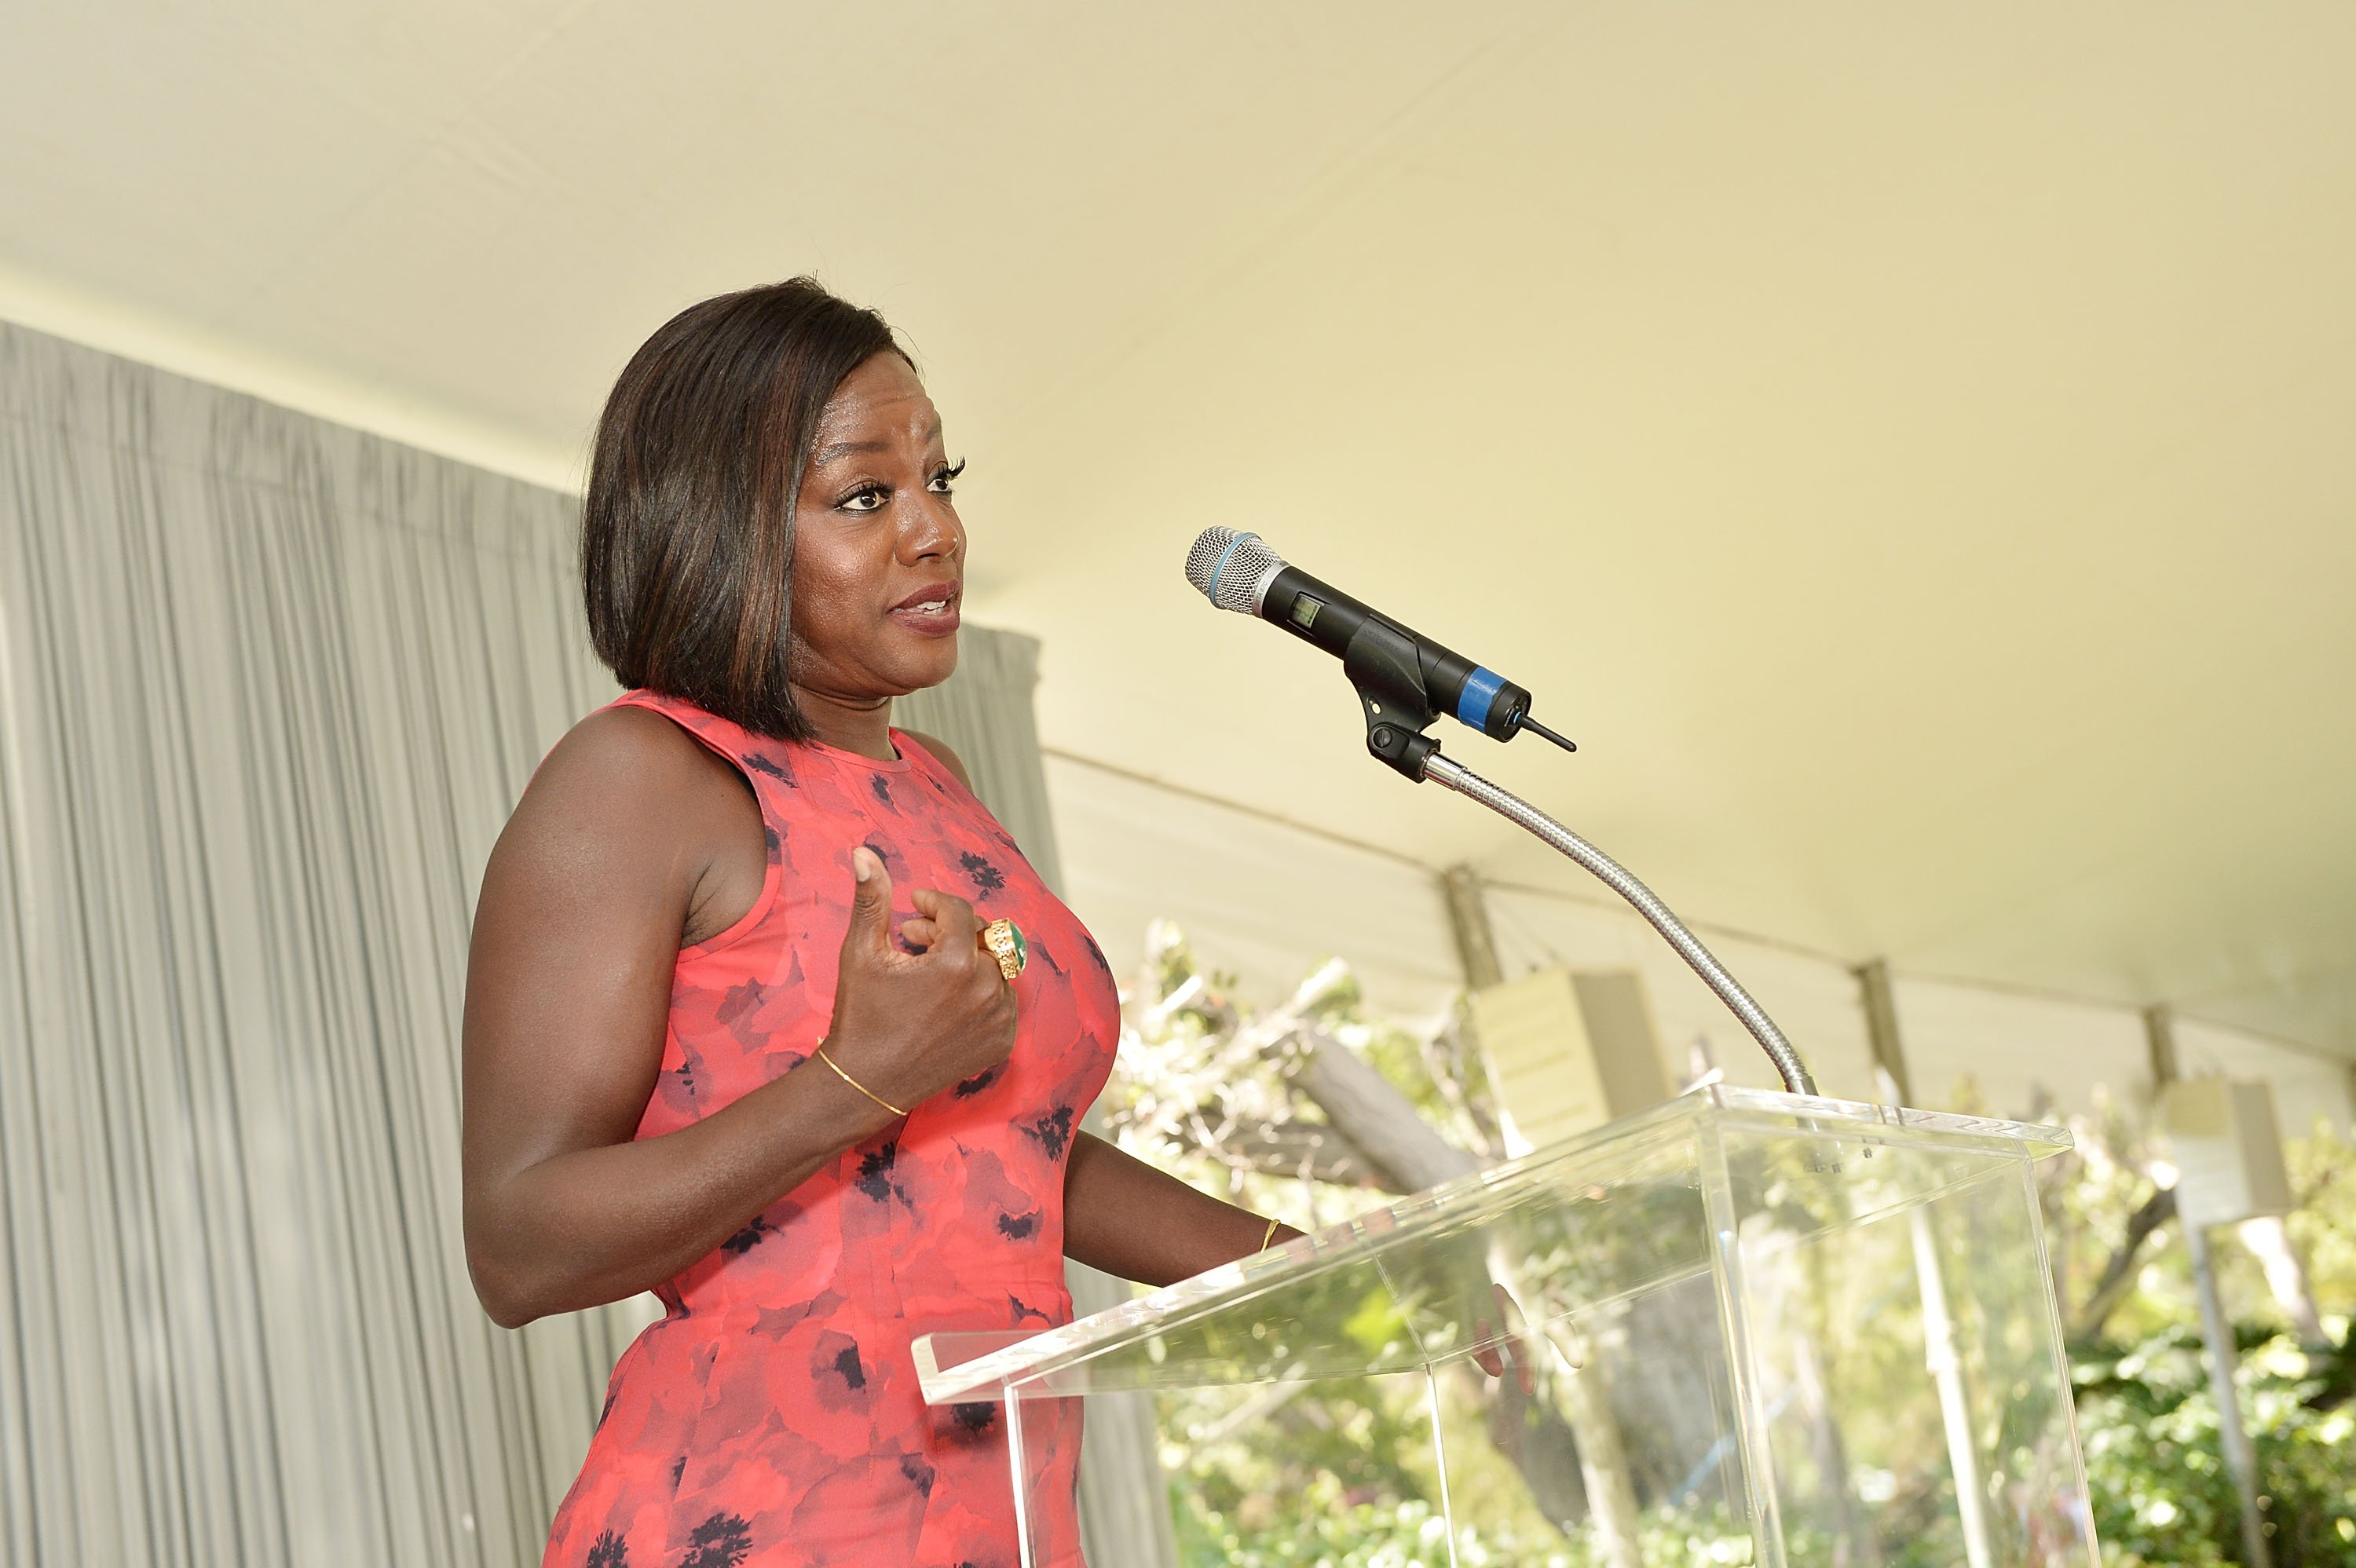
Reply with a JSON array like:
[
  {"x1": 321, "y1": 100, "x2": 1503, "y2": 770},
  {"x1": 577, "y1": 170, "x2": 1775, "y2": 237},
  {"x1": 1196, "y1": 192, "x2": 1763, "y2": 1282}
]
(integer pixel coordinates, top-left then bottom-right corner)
[{"x1": 582, "y1": 277, "x2": 905, "y2": 742}]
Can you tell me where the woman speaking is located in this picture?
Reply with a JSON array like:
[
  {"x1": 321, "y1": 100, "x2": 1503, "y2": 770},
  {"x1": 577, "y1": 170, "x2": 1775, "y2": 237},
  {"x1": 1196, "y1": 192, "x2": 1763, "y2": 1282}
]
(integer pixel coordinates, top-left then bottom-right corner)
[{"x1": 460, "y1": 279, "x2": 1298, "y2": 1566}]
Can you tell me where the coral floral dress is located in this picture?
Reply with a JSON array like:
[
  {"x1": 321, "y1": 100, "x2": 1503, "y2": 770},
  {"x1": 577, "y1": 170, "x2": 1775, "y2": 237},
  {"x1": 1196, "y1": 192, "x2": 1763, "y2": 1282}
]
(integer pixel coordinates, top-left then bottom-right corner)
[{"x1": 540, "y1": 691, "x2": 1117, "y2": 1568}]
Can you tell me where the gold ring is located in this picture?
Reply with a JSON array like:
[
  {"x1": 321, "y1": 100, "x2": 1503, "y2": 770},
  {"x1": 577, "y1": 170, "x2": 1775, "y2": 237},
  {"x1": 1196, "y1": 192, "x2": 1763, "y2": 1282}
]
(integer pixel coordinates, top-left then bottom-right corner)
[{"x1": 980, "y1": 917, "x2": 1026, "y2": 982}]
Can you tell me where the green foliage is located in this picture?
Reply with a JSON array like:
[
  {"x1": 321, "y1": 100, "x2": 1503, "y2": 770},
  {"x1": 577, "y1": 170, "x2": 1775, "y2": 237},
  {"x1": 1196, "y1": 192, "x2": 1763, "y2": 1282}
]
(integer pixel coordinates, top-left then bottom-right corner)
[
  {"x1": 1174, "y1": 1473, "x2": 1542, "y2": 1568},
  {"x1": 2060, "y1": 1118, "x2": 2356, "y2": 1566},
  {"x1": 1173, "y1": 1477, "x2": 1792, "y2": 1568},
  {"x1": 1112, "y1": 932, "x2": 2356, "y2": 1566},
  {"x1": 2076, "y1": 1325, "x2": 2356, "y2": 1566},
  {"x1": 2289, "y1": 1127, "x2": 2356, "y2": 1318}
]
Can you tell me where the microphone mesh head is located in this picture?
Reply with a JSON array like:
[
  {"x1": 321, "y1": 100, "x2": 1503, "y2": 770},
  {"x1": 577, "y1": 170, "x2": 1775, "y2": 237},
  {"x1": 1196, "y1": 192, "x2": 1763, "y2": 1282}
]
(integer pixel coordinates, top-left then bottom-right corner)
[{"x1": 1183, "y1": 526, "x2": 1285, "y2": 613}]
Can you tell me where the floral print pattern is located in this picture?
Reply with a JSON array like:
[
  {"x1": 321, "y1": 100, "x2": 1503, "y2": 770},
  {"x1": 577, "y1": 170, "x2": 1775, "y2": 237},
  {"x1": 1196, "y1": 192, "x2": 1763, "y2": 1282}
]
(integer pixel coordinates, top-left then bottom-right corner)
[{"x1": 540, "y1": 692, "x2": 1117, "y2": 1567}]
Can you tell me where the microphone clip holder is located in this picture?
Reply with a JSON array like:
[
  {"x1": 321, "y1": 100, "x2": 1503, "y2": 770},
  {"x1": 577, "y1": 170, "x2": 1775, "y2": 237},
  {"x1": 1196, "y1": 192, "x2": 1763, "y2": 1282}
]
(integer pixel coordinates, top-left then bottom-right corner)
[{"x1": 1344, "y1": 618, "x2": 1443, "y2": 780}]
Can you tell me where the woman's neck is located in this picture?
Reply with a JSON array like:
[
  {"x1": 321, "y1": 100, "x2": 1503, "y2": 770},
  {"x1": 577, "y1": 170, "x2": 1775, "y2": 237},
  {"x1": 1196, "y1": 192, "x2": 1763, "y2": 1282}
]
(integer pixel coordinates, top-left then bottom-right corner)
[{"x1": 792, "y1": 683, "x2": 898, "y2": 759}]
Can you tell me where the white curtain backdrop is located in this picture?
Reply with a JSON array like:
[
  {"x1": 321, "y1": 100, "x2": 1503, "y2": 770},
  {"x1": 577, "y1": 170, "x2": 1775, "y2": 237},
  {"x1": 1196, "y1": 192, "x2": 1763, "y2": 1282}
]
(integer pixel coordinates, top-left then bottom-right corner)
[
  {"x1": 0, "y1": 321, "x2": 1173, "y2": 1568},
  {"x1": 1, "y1": 318, "x2": 624, "y2": 1568}
]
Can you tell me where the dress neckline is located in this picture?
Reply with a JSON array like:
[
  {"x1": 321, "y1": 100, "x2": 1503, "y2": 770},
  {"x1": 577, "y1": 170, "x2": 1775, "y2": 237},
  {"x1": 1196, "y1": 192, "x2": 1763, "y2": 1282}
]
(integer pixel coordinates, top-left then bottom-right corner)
[{"x1": 793, "y1": 728, "x2": 915, "y2": 773}]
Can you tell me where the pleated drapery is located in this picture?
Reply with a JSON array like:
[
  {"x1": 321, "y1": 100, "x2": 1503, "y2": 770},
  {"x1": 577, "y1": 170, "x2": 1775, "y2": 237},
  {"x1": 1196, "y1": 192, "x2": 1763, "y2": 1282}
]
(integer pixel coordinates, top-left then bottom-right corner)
[
  {"x1": 0, "y1": 321, "x2": 1170, "y2": 1567},
  {"x1": 0, "y1": 319, "x2": 631, "y2": 1568}
]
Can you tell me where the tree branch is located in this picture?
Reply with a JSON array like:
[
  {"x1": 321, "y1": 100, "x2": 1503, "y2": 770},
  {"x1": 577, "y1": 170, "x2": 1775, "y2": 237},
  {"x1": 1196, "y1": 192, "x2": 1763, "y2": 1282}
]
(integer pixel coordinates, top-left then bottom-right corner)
[
  {"x1": 1285, "y1": 1023, "x2": 1481, "y2": 1195},
  {"x1": 1173, "y1": 1117, "x2": 1385, "y2": 1187},
  {"x1": 2068, "y1": 1184, "x2": 2175, "y2": 1345}
]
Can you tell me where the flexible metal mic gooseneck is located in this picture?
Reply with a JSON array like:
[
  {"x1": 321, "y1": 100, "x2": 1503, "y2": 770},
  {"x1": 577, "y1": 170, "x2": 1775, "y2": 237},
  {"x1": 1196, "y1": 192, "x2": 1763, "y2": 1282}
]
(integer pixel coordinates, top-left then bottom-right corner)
[
  {"x1": 1186, "y1": 525, "x2": 1820, "y2": 1098},
  {"x1": 1418, "y1": 754, "x2": 1817, "y2": 1097}
]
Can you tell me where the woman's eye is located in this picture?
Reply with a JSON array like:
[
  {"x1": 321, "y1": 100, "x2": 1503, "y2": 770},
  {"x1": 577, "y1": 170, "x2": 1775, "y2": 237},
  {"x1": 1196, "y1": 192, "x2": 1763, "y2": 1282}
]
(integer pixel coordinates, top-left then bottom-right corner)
[
  {"x1": 841, "y1": 486, "x2": 887, "y2": 513},
  {"x1": 928, "y1": 459, "x2": 968, "y2": 495}
]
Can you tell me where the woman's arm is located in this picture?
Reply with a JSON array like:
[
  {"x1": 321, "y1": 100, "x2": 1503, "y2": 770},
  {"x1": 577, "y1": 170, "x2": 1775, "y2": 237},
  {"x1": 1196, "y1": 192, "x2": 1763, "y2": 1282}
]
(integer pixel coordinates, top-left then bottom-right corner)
[
  {"x1": 462, "y1": 709, "x2": 1015, "y2": 1329},
  {"x1": 461, "y1": 709, "x2": 880, "y2": 1326},
  {"x1": 1062, "y1": 1131, "x2": 1304, "y2": 1288}
]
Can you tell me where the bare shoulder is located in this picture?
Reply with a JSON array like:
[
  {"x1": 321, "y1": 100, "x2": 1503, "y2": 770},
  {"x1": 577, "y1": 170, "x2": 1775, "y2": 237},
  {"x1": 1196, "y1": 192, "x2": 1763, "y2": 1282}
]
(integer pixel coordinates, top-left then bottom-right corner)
[
  {"x1": 486, "y1": 704, "x2": 754, "y2": 902},
  {"x1": 518, "y1": 704, "x2": 734, "y2": 828},
  {"x1": 898, "y1": 728, "x2": 974, "y2": 793}
]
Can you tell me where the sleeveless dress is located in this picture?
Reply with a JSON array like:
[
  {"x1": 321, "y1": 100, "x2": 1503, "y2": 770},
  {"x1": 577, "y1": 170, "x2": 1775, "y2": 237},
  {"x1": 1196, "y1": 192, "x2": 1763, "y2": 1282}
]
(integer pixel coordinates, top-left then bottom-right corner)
[{"x1": 540, "y1": 691, "x2": 1119, "y2": 1568}]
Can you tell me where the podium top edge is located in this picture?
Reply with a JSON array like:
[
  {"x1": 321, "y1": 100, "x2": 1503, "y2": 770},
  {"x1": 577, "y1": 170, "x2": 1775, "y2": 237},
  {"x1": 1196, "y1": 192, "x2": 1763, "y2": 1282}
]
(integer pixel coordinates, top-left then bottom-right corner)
[
  {"x1": 912, "y1": 1086, "x2": 2071, "y2": 1403},
  {"x1": 1683, "y1": 1084, "x2": 2070, "y2": 1151},
  {"x1": 1363, "y1": 1084, "x2": 2070, "y2": 1220}
]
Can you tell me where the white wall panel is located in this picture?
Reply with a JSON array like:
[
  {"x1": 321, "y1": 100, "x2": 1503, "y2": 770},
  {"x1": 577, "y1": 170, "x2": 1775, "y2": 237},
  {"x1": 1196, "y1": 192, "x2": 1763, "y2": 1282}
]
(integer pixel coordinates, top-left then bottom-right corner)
[
  {"x1": 2174, "y1": 1018, "x2": 2354, "y2": 1135},
  {"x1": 1484, "y1": 886, "x2": 1880, "y2": 1103},
  {"x1": 1887, "y1": 978, "x2": 2153, "y2": 1121},
  {"x1": 1046, "y1": 752, "x2": 1463, "y2": 1027},
  {"x1": 1048, "y1": 751, "x2": 2352, "y2": 1136}
]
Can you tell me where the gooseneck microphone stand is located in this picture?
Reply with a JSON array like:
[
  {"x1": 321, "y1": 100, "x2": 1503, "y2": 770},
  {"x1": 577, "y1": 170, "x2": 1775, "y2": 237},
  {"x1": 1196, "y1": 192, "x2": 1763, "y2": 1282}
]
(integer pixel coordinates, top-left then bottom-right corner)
[
  {"x1": 1352, "y1": 654, "x2": 1820, "y2": 1099},
  {"x1": 1183, "y1": 524, "x2": 1819, "y2": 1097},
  {"x1": 1418, "y1": 750, "x2": 1817, "y2": 1098}
]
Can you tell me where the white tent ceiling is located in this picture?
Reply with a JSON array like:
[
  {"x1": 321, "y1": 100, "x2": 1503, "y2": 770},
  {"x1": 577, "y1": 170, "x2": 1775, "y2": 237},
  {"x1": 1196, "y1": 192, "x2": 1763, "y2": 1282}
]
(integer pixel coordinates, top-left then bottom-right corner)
[{"x1": 5, "y1": 2, "x2": 2351, "y2": 1058}]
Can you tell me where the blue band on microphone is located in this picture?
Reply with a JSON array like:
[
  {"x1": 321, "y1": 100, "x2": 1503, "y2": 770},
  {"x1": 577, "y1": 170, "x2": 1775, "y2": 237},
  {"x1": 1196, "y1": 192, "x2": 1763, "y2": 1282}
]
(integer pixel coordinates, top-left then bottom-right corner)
[
  {"x1": 1203, "y1": 531, "x2": 1260, "y2": 604},
  {"x1": 1456, "y1": 666, "x2": 1507, "y2": 729}
]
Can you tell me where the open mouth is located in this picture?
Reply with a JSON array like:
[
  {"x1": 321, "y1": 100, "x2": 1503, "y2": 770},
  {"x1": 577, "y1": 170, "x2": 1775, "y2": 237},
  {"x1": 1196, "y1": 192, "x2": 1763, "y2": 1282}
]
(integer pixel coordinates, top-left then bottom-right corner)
[{"x1": 888, "y1": 583, "x2": 961, "y2": 635}]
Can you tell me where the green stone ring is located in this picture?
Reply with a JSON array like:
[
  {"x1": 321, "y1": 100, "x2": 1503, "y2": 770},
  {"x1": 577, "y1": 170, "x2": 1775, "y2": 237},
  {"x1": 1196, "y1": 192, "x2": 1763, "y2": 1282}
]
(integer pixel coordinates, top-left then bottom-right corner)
[{"x1": 981, "y1": 918, "x2": 1026, "y2": 982}]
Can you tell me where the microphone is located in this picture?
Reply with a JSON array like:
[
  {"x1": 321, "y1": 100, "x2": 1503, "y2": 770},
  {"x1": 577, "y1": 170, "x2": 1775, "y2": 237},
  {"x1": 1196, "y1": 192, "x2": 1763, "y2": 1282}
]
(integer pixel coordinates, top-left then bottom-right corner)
[
  {"x1": 1184, "y1": 526, "x2": 1575, "y2": 775},
  {"x1": 1183, "y1": 528, "x2": 1820, "y2": 1096}
]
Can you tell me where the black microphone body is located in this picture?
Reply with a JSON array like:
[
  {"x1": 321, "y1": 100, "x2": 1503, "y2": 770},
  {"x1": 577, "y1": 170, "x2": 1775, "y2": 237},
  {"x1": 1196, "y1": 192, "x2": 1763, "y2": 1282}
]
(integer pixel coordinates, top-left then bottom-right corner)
[
  {"x1": 1184, "y1": 526, "x2": 1557, "y2": 778},
  {"x1": 1255, "y1": 564, "x2": 1529, "y2": 742}
]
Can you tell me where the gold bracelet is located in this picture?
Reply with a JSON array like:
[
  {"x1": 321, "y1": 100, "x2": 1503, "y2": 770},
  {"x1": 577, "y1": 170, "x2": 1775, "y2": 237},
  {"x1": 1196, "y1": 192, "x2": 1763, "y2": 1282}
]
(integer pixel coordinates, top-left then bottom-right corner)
[
  {"x1": 814, "y1": 1040, "x2": 907, "y2": 1117},
  {"x1": 1259, "y1": 1215, "x2": 1281, "y2": 1253}
]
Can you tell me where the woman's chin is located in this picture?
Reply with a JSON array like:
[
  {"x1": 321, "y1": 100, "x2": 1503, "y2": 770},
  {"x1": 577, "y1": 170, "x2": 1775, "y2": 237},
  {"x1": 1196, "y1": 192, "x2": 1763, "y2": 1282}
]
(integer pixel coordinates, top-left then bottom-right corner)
[{"x1": 883, "y1": 634, "x2": 960, "y2": 693}]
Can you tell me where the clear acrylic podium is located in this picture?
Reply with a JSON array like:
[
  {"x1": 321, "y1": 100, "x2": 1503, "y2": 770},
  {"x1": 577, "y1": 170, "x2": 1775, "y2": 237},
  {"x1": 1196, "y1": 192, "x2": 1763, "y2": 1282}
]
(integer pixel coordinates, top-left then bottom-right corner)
[{"x1": 914, "y1": 1086, "x2": 2097, "y2": 1566}]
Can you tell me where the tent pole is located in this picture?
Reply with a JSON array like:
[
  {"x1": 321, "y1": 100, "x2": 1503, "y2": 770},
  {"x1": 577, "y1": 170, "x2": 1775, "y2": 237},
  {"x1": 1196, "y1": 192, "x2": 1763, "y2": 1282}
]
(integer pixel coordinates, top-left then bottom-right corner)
[{"x1": 2149, "y1": 1007, "x2": 2271, "y2": 1568}]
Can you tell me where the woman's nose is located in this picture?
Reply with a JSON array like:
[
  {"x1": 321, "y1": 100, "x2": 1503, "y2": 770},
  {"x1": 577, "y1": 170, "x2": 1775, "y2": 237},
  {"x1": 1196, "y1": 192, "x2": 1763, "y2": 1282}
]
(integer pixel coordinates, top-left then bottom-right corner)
[{"x1": 899, "y1": 498, "x2": 961, "y2": 563}]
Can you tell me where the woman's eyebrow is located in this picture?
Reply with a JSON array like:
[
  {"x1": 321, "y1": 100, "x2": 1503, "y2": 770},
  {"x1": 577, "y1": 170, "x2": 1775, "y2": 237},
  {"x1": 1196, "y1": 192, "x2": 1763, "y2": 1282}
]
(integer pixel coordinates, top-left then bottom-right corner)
[
  {"x1": 812, "y1": 419, "x2": 942, "y2": 466},
  {"x1": 813, "y1": 437, "x2": 889, "y2": 463}
]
